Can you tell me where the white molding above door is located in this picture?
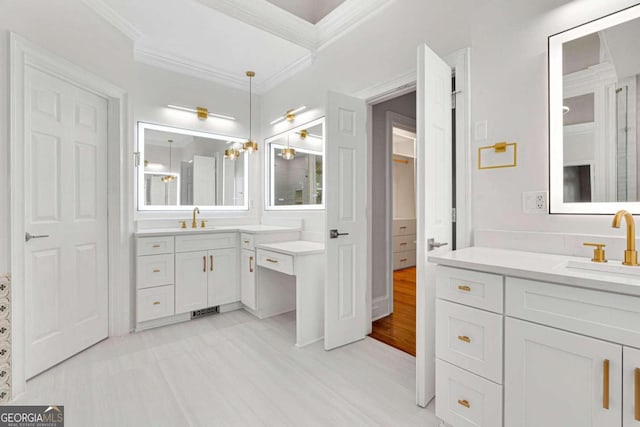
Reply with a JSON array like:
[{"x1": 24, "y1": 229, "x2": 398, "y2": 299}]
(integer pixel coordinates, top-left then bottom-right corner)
[{"x1": 10, "y1": 33, "x2": 131, "y2": 397}]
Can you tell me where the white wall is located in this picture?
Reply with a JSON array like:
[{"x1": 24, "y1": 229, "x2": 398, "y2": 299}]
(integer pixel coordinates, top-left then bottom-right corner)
[{"x1": 470, "y1": 0, "x2": 640, "y2": 243}]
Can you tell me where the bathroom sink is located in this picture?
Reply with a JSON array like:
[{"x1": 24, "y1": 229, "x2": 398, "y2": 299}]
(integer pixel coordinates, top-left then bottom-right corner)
[{"x1": 565, "y1": 259, "x2": 640, "y2": 277}]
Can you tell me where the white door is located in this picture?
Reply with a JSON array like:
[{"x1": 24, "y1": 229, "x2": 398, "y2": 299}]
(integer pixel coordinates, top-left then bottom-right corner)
[
  {"x1": 24, "y1": 66, "x2": 109, "y2": 378},
  {"x1": 324, "y1": 91, "x2": 367, "y2": 350},
  {"x1": 505, "y1": 317, "x2": 622, "y2": 427},
  {"x1": 193, "y1": 154, "x2": 216, "y2": 205},
  {"x1": 416, "y1": 43, "x2": 453, "y2": 406},
  {"x1": 624, "y1": 346, "x2": 640, "y2": 426},
  {"x1": 207, "y1": 248, "x2": 239, "y2": 306},
  {"x1": 175, "y1": 251, "x2": 208, "y2": 314}
]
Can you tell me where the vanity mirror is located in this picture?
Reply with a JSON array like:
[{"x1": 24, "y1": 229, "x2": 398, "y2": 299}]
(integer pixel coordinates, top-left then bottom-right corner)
[
  {"x1": 265, "y1": 118, "x2": 325, "y2": 210},
  {"x1": 137, "y1": 122, "x2": 248, "y2": 210},
  {"x1": 549, "y1": 4, "x2": 640, "y2": 214}
]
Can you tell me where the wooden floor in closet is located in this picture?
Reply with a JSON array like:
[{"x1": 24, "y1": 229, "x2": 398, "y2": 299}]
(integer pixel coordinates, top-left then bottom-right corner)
[{"x1": 369, "y1": 267, "x2": 417, "y2": 356}]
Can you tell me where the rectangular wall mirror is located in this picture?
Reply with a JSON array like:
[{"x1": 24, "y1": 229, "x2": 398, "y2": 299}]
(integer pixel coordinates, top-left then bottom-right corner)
[
  {"x1": 265, "y1": 118, "x2": 325, "y2": 210},
  {"x1": 137, "y1": 122, "x2": 248, "y2": 211},
  {"x1": 549, "y1": 4, "x2": 640, "y2": 214}
]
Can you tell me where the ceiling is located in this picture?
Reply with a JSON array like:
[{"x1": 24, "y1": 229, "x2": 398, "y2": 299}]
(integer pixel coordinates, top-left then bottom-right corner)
[{"x1": 81, "y1": 0, "x2": 390, "y2": 93}]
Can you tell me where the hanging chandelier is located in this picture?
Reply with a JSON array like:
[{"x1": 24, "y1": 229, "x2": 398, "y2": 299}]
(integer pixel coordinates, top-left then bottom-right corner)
[
  {"x1": 161, "y1": 139, "x2": 176, "y2": 183},
  {"x1": 226, "y1": 71, "x2": 257, "y2": 160}
]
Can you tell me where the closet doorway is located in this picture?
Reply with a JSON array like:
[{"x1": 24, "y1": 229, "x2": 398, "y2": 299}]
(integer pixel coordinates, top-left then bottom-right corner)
[{"x1": 369, "y1": 93, "x2": 418, "y2": 356}]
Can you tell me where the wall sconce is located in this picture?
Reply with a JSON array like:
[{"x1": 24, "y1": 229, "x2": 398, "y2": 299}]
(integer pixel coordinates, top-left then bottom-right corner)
[
  {"x1": 270, "y1": 106, "x2": 306, "y2": 125},
  {"x1": 167, "y1": 104, "x2": 236, "y2": 121}
]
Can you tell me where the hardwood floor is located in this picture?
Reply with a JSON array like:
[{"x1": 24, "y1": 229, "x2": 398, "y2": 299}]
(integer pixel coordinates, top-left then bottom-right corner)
[
  {"x1": 15, "y1": 309, "x2": 438, "y2": 426},
  {"x1": 369, "y1": 267, "x2": 416, "y2": 356}
]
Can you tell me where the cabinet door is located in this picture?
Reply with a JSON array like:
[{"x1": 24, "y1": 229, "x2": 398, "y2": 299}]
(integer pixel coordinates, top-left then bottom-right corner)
[
  {"x1": 505, "y1": 317, "x2": 621, "y2": 427},
  {"x1": 208, "y1": 248, "x2": 239, "y2": 306},
  {"x1": 624, "y1": 347, "x2": 640, "y2": 426},
  {"x1": 240, "y1": 249, "x2": 256, "y2": 310},
  {"x1": 175, "y1": 250, "x2": 208, "y2": 314}
]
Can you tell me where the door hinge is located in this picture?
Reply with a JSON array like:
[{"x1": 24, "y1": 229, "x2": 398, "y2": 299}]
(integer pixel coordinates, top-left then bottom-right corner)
[
  {"x1": 452, "y1": 208, "x2": 457, "y2": 223},
  {"x1": 134, "y1": 152, "x2": 141, "y2": 167},
  {"x1": 451, "y1": 90, "x2": 461, "y2": 109}
]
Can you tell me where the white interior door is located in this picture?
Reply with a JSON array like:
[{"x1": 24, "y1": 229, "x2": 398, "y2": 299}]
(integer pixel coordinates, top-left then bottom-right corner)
[
  {"x1": 325, "y1": 91, "x2": 367, "y2": 350},
  {"x1": 193, "y1": 154, "x2": 216, "y2": 205},
  {"x1": 416, "y1": 43, "x2": 452, "y2": 406},
  {"x1": 24, "y1": 66, "x2": 109, "y2": 378}
]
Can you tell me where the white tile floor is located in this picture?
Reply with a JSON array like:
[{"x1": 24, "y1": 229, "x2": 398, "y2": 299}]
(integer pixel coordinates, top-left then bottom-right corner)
[{"x1": 14, "y1": 310, "x2": 440, "y2": 426}]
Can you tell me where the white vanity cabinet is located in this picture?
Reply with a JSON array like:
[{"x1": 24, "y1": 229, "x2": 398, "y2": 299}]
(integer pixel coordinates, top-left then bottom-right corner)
[
  {"x1": 135, "y1": 236, "x2": 176, "y2": 323},
  {"x1": 174, "y1": 234, "x2": 238, "y2": 314},
  {"x1": 432, "y1": 247, "x2": 640, "y2": 427},
  {"x1": 505, "y1": 317, "x2": 622, "y2": 427}
]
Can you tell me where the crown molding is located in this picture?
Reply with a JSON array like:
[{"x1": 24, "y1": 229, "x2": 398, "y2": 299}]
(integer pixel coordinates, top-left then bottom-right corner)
[
  {"x1": 135, "y1": 47, "x2": 313, "y2": 94},
  {"x1": 352, "y1": 68, "x2": 416, "y2": 102},
  {"x1": 135, "y1": 47, "x2": 248, "y2": 91},
  {"x1": 80, "y1": 0, "x2": 143, "y2": 41},
  {"x1": 196, "y1": 0, "x2": 317, "y2": 50},
  {"x1": 316, "y1": 0, "x2": 393, "y2": 50},
  {"x1": 257, "y1": 53, "x2": 314, "y2": 93}
]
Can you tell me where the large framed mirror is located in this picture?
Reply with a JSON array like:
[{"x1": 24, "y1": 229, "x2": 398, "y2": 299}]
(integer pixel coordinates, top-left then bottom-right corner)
[
  {"x1": 137, "y1": 122, "x2": 248, "y2": 211},
  {"x1": 265, "y1": 118, "x2": 325, "y2": 210},
  {"x1": 549, "y1": 4, "x2": 640, "y2": 214}
]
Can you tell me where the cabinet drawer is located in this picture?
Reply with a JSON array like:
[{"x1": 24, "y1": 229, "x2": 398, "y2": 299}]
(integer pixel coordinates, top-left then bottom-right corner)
[
  {"x1": 137, "y1": 236, "x2": 174, "y2": 256},
  {"x1": 175, "y1": 233, "x2": 238, "y2": 252},
  {"x1": 137, "y1": 285, "x2": 175, "y2": 323},
  {"x1": 257, "y1": 249, "x2": 294, "y2": 275},
  {"x1": 436, "y1": 299, "x2": 503, "y2": 383},
  {"x1": 392, "y1": 235, "x2": 416, "y2": 253},
  {"x1": 435, "y1": 359, "x2": 503, "y2": 427},
  {"x1": 436, "y1": 266, "x2": 504, "y2": 313},
  {"x1": 506, "y1": 277, "x2": 640, "y2": 348},
  {"x1": 136, "y1": 254, "x2": 174, "y2": 290},
  {"x1": 241, "y1": 233, "x2": 255, "y2": 250},
  {"x1": 392, "y1": 219, "x2": 416, "y2": 236},
  {"x1": 393, "y1": 250, "x2": 416, "y2": 270}
]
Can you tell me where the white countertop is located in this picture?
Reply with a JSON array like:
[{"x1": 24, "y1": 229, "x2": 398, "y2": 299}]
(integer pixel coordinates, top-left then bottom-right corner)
[
  {"x1": 135, "y1": 224, "x2": 300, "y2": 237},
  {"x1": 257, "y1": 241, "x2": 325, "y2": 256},
  {"x1": 429, "y1": 246, "x2": 640, "y2": 297}
]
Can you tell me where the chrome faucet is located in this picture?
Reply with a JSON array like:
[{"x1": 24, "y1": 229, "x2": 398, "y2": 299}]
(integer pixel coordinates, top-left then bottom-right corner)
[
  {"x1": 192, "y1": 207, "x2": 200, "y2": 229},
  {"x1": 612, "y1": 209, "x2": 638, "y2": 266}
]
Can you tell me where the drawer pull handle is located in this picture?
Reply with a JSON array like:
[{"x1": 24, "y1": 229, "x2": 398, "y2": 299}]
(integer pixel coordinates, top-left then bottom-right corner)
[
  {"x1": 457, "y1": 399, "x2": 470, "y2": 408},
  {"x1": 244, "y1": 240, "x2": 250, "y2": 244},
  {"x1": 203, "y1": 256, "x2": 206, "y2": 272},
  {"x1": 153, "y1": 269, "x2": 161, "y2": 273},
  {"x1": 400, "y1": 226, "x2": 407, "y2": 230},
  {"x1": 400, "y1": 243, "x2": 408, "y2": 246},
  {"x1": 400, "y1": 258, "x2": 408, "y2": 262},
  {"x1": 152, "y1": 244, "x2": 161, "y2": 248},
  {"x1": 635, "y1": 368, "x2": 640, "y2": 421},
  {"x1": 153, "y1": 301, "x2": 161, "y2": 305},
  {"x1": 603, "y1": 359, "x2": 610, "y2": 409},
  {"x1": 249, "y1": 256, "x2": 254, "y2": 273},
  {"x1": 210, "y1": 255, "x2": 213, "y2": 271},
  {"x1": 458, "y1": 285, "x2": 471, "y2": 292},
  {"x1": 458, "y1": 335, "x2": 471, "y2": 343},
  {"x1": 266, "y1": 258, "x2": 279, "y2": 263}
]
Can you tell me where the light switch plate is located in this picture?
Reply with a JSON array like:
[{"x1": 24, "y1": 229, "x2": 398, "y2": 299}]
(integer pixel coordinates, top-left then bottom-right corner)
[{"x1": 522, "y1": 191, "x2": 547, "y2": 213}]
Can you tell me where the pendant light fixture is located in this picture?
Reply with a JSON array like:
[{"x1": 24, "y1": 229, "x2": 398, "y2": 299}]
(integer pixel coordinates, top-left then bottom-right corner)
[
  {"x1": 243, "y1": 71, "x2": 258, "y2": 154},
  {"x1": 281, "y1": 134, "x2": 295, "y2": 160},
  {"x1": 161, "y1": 139, "x2": 176, "y2": 183}
]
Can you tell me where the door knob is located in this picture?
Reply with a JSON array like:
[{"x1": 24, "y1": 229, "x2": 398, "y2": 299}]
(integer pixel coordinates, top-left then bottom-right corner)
[
  {"x1": 427, "y1": 238, "x2": 448, "y2": 251},
  {"x1": 330, "y1": 229, "x2": 349, "y2": 239},
  {"x1": 25, "y1": 232, "x2": 50, "y2": 242}
]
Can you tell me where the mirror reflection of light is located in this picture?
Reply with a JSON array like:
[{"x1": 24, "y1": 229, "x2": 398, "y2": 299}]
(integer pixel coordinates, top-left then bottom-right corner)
[{"x1": 145, "y1": 162, "x2": 164, "y2": 171}]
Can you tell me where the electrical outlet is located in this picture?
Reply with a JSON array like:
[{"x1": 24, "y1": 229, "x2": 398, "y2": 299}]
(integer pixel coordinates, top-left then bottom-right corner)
[{"x1": 523, "y1": 191, "x2": 547, "y2": 213}]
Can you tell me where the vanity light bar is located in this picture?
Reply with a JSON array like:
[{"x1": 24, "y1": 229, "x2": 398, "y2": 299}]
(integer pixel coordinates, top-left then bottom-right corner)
[
  {"x1": 167, "y1": 104, "x2": 236, "y2": 121},
  {"x1": 270, "y1": 106, "x2": 307, "y2": 125}
]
